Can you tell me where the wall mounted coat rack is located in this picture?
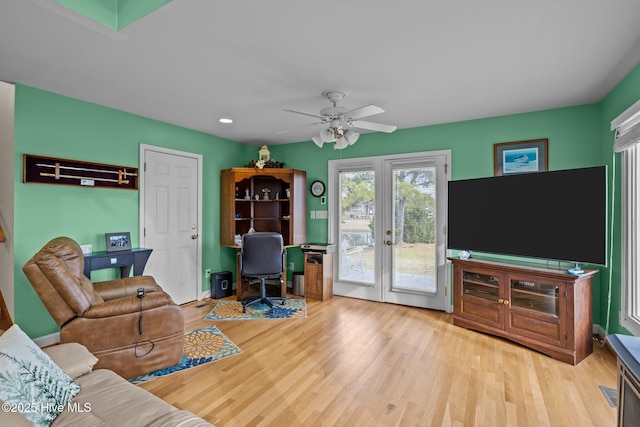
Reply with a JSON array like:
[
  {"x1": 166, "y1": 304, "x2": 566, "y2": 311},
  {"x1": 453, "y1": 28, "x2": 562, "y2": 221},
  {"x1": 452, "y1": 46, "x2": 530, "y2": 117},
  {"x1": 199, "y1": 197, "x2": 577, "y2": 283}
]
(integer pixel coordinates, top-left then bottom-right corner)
[{"x1": 23, "y1": 154, "x2": 138, "y2": 190}]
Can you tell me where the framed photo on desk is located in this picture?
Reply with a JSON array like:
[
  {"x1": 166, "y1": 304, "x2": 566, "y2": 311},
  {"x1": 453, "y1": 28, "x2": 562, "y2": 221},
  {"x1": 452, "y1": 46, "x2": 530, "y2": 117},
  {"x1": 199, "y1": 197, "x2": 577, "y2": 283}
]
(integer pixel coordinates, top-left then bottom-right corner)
[{"x1": 105, "y1": 232, "x2": 131, "y2": 252}]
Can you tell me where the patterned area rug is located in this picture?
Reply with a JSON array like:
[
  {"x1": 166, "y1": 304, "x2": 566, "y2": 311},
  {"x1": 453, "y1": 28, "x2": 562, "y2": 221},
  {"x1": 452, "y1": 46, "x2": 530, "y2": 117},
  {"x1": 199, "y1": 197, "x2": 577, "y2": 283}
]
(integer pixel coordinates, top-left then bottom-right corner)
[
  {"x1": 204, "y1": 298, "x2": 307, "y2": 320},
  {"x1": 129, "y1": 326, "x2": 242, "y2": 384}
]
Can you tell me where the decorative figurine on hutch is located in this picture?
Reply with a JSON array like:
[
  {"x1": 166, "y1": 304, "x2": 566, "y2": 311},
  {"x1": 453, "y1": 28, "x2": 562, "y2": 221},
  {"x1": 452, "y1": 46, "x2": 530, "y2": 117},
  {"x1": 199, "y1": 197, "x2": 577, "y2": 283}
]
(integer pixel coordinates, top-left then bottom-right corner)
[
  {"x1": 244, "y1": 188, "x2": 251, "y2": 199},
  {"x1": 259, "y1": 145, "x2": 270, "y2": 162},
  {"x1": 262, "y1": 188, "x2": 271, "y2": 200}
]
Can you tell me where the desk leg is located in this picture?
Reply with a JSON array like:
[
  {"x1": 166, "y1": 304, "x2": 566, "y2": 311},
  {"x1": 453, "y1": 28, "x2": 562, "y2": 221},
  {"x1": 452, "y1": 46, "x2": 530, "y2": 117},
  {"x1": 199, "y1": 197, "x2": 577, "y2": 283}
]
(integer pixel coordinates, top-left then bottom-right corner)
[
  {"x1": 235, "y1": 250, "x2": 242, "y2": 301},
  {"x1": 120, "y1": 265, "x2": 133, "y2": 278},
  {"x1": 282, "y1": 253, "x2": 287, "y2": 298}
]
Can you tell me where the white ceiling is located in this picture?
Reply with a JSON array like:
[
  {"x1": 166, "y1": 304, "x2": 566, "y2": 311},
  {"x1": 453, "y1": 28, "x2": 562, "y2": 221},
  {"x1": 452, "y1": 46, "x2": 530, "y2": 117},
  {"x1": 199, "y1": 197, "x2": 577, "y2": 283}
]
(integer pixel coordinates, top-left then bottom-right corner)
[{"x1": 2, "y1": 0, "x2": 640, "y2": 147}]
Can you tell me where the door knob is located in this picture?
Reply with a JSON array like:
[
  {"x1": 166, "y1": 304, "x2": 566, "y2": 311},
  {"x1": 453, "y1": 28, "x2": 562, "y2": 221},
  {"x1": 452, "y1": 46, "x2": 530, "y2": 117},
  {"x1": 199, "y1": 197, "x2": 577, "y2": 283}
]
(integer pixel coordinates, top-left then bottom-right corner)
[
  {"x1": 191, "y1": 234, "x2": 199, "y2": 239},
  {"x1": 385, "y1": 240, "x2": 393, "y2": 246}
]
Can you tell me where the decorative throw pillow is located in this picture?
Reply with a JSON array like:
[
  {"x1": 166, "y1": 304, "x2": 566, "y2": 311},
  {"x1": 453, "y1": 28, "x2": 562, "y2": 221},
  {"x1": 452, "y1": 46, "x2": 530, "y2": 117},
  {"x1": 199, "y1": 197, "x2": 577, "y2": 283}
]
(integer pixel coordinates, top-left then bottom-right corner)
[{"x1": 0, "y1": 324, "x2": 80, "y2": 426}]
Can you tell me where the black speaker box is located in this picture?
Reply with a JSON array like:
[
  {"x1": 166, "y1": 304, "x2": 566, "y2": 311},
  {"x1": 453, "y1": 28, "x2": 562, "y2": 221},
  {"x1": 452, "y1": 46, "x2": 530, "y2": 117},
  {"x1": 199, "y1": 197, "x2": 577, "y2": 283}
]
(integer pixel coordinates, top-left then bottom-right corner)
[{"x1": 211, "y1": 271, "x2": 233, "y2": 299}]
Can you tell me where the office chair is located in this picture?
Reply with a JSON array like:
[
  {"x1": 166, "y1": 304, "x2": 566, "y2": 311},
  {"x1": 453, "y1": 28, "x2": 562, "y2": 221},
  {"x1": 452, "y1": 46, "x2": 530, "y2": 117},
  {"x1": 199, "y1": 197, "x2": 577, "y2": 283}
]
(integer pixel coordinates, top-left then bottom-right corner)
[{"x1": 240, "y1": 232, "x2": 286, "y2": 313}]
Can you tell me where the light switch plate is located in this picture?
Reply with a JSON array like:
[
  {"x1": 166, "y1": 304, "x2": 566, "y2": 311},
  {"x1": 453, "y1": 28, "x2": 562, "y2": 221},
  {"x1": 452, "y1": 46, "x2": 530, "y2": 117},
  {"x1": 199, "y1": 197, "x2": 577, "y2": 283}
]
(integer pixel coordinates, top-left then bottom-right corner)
[{"x1": 80, "y1": 244, "x2": 92, "y2": 255}]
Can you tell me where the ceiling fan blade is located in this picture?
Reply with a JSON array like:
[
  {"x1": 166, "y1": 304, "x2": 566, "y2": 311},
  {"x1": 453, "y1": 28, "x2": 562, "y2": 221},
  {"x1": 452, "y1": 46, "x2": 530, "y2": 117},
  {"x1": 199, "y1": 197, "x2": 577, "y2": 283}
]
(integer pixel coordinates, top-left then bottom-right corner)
[
  {"x1": 277, "y1": 121, "x2": 324, "y2": 134},
  {"x1": 351, "y1": 120, "x2": 397, "y2": 133},
  {"x1": 283, "y1": 109, "x2": 326, "y2": 120},
  {"x1": 343, "y1": 104, "x2": 384, "y2": 120}
]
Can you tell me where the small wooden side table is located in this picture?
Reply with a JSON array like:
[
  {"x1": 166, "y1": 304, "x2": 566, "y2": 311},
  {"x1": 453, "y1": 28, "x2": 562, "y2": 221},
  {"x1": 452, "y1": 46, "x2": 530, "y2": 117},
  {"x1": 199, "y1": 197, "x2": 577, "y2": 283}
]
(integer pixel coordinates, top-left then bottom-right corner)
[{"x1": 304, "y1": 252, "x2": 333, "y2": 300}]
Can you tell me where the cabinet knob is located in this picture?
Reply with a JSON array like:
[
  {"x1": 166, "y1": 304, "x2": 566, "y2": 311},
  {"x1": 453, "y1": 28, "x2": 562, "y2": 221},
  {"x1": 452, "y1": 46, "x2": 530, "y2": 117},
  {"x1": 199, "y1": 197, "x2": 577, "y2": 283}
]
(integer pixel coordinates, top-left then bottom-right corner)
[
  {"x1": 385, "y1": 240, "x2": 393, "y2": 246},
  {"x1": 503, "y1": 300, "x2": 509, "y2": 305},
  {"x1": 498, "y1": 298, "x2": 504, "y2": 304},
  {"x1": 191, "y1": 234, "x2": 199, "y2": 240}
]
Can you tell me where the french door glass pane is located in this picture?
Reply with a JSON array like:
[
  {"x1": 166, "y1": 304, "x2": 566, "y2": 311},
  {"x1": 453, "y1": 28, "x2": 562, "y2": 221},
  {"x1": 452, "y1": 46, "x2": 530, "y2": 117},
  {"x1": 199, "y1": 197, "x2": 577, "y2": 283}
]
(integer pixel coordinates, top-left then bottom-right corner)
[
  {"x1": 392, "y1": 166, "x2": 437, "y2": 293},
  {"x1": 339, "y1": 170, "x2": 375, "y2": 284}
]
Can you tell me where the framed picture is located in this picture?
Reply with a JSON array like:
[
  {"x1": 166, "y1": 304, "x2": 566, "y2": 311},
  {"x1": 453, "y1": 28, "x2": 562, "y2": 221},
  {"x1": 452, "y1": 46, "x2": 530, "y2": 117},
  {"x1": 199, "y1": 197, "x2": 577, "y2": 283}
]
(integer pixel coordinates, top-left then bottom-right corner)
[
  {"x1": 494, "y1": 139, "x2": 548, "y2": 176},
  {"x1": 105, "y1": 232, "x2": 132, "y2": 252}
]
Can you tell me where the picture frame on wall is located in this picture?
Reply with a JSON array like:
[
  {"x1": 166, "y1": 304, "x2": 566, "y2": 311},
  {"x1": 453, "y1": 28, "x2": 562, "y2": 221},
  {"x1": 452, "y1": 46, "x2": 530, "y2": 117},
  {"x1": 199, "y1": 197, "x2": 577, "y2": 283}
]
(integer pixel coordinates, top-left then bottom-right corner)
[
  {"x1": 105, "y1": 232, "x2": 132, "y2": 252},
  {"x1": 494, "y1": 138, "x2": 548, "y2": 176}
]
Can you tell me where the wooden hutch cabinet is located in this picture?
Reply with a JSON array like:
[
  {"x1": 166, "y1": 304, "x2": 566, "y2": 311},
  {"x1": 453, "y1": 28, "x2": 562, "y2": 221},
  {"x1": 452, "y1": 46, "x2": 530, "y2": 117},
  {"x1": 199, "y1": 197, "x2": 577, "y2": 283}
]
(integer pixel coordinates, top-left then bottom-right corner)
[
  {"x1": 450, "y1": 257, "x2": 597, "y2": 365},
  {"x1": 220, "y1": 168, "x2": 306, "y2": 299}
]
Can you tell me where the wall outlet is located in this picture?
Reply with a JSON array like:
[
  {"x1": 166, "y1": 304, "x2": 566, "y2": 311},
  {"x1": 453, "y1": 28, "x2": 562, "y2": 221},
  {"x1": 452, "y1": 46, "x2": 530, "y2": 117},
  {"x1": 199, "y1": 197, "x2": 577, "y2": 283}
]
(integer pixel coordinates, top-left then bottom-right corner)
[
  {"x1": 205, "y1": 269, "x2": 211, "y2": 279},
  {"x1": 288, "y1": 262, "x2": 294, "y2": 271}
]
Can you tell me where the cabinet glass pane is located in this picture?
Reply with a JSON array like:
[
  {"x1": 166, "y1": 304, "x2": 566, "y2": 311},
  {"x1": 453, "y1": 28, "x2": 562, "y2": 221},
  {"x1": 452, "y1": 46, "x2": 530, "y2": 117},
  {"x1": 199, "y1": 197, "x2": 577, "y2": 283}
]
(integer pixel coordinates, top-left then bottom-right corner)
[
  {"x1": 462, "y1": 271, "x2": 499, "y2": 301},
  {"x1": 510, "y1": 280, "x2": 558, "y2": 316}
]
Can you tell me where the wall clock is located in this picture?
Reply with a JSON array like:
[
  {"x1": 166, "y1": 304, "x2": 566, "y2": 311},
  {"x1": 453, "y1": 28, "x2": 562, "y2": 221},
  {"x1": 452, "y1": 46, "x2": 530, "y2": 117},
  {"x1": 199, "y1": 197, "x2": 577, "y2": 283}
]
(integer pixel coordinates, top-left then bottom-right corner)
[{"x1": 310, "y1": 180, "x2": 325, "y2": 197}]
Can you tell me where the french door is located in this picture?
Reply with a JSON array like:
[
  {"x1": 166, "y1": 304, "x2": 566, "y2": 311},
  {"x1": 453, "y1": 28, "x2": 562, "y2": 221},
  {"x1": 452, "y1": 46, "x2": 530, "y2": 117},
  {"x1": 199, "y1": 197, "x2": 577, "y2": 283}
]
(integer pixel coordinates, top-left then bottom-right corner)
[{"x1": 328, "y1": 151, "x2": 451, "y2": 311}]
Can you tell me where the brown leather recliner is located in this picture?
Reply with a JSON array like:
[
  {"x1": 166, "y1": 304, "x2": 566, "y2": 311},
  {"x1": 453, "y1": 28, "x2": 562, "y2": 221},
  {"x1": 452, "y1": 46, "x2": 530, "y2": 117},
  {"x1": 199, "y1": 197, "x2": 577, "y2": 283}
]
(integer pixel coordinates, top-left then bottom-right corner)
[{"x1": 22, "y1": 236, "x2": 184, "y2": 379}]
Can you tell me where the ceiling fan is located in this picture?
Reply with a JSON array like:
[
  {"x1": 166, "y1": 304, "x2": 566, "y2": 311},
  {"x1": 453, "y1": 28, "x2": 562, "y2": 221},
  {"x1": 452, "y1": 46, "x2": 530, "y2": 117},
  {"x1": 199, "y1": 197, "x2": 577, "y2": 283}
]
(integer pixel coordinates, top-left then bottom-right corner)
[{"x1": 280, "y1": 90, "x2": 397, "y2": 149}]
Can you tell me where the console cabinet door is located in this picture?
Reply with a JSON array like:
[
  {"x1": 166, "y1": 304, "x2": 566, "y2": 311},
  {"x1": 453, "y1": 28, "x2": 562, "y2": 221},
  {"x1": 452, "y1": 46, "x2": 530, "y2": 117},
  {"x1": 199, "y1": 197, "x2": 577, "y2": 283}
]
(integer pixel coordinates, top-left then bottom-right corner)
[
  {"x1": 506, "y1": 273, "x2": 566, "y2": 347},
  {"x1": 454, "y1": 265, "x2": 506, "y2": 330}
]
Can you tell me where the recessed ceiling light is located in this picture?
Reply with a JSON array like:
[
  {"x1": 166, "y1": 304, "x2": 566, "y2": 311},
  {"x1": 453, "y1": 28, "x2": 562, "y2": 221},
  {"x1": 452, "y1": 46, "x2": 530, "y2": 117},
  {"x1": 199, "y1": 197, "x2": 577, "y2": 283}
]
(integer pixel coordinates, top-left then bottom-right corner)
[{"x1": 219, "y1": 117, "x2": 233, "y2": 124}]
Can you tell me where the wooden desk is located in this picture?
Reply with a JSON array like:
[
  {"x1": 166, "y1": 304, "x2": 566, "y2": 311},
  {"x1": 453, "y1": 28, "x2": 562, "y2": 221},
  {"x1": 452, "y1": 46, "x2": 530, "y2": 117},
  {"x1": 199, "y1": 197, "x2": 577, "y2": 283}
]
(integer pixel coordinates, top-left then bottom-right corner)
[{"x1": 83, "y1": 248, "x2": 152, "y2": 279}]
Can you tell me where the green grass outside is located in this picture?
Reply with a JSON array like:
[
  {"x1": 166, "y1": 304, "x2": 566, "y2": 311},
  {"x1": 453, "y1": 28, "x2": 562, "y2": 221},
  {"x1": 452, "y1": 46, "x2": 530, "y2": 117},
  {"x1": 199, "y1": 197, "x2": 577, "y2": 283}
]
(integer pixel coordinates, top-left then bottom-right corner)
[{"x1": 358, "y1": 242, "x2": 436, "y2": 275}]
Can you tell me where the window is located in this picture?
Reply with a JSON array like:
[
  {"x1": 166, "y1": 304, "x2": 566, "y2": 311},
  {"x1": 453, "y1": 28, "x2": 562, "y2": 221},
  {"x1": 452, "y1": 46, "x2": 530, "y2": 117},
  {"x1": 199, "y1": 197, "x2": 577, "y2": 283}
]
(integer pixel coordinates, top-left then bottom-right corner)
[
  {"x1": 620, "y1": 145, "x2": 640, "y2": 336},
  {"x1": 613, "y1": 100, "x2": 640, "y2": 336}
]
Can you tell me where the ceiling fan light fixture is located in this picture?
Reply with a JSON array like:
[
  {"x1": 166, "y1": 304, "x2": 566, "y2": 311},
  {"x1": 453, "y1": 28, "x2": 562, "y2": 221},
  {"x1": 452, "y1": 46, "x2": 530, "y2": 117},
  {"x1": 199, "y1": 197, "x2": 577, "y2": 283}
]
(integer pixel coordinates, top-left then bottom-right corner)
[
  {"x1": 312, "y1": 135, "x2": 324, "y2": 148},
  {"x1": 320, "y1": 127, "x2": 335, "y2": 142},
  {"x1": 343, "y1": 129, "x2": 360, "y2": 145},
  {"x1": 334, "y1": 138, "x2": 349, "y2": 150}
]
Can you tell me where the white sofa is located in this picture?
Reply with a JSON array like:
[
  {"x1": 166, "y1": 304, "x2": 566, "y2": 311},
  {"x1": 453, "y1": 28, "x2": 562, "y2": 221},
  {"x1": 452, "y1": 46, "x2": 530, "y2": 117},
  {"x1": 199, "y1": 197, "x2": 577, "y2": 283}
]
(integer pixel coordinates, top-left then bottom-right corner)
[{"x1": 0, "y1": 325, "x2": 213, "y2": 426}]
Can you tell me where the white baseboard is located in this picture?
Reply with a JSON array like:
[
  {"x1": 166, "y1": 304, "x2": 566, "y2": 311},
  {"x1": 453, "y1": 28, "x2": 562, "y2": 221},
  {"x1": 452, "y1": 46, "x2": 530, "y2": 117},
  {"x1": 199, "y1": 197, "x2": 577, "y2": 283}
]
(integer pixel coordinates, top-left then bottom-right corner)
[{"x1": 593, "y1": 324, "x2": 607, "y2": 342}]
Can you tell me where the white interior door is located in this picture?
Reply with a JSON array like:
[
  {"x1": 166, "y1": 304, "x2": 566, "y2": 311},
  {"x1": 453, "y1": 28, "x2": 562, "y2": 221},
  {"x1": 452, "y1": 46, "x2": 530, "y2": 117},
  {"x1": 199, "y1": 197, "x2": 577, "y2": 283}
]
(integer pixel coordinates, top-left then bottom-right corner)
[
  {"x1": 140, "y1": 145, "x2": 202, "y2": 304},
  {"x1": 329, "y1": 151, "x2": 451, "y2": 311}
]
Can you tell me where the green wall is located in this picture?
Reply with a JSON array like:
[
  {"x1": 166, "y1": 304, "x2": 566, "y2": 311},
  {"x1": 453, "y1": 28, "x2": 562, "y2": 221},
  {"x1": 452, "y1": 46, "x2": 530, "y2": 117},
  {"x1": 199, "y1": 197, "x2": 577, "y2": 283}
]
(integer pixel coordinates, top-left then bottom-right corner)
[
  {"x1": 13, "y1": 84, "x2": 251, "y2": 337},
  {"x1": 13, "y1": 59, "x2": 640, "y2": 338}
]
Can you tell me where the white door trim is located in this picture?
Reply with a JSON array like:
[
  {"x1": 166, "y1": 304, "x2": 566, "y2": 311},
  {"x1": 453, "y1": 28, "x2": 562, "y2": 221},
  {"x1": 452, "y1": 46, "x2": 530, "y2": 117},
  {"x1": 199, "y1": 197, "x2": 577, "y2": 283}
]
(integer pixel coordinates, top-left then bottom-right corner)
[{"x1": 139, "y1": 144, "x2": 204, "y2": 300}]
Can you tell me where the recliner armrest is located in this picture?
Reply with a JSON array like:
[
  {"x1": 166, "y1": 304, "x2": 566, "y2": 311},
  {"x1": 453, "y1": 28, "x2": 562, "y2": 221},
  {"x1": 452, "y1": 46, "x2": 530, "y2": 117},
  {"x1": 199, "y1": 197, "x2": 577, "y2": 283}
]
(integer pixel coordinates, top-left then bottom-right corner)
[
  {"x1": 82, "y1": 292, "x2": 175, "y2": 318},
  {"x1": 93, "y1": 276, "x2": 162, "y2": 301}
]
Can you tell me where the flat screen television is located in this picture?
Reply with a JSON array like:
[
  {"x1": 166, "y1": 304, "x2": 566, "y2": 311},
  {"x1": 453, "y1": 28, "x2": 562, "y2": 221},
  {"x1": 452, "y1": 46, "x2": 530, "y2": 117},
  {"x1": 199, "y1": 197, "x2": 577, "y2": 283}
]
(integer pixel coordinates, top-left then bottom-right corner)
[{"x1": 447, "y1": 166, "x2": 607, "y2": 266}]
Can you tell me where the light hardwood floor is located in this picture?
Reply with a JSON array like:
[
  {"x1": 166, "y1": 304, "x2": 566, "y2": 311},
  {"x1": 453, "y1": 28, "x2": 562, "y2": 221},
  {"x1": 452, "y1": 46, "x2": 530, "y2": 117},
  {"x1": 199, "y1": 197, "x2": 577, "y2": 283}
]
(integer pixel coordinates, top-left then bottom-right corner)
[{"x1": 138, "y1": 296, "x2": 618, "y2": 427}]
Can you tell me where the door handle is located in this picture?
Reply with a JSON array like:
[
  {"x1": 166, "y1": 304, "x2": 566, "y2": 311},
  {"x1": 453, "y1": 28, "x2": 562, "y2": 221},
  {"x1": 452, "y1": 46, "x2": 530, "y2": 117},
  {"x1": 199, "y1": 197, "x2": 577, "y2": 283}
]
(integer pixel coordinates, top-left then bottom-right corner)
[{"x1": 191, "y1": 234, "x2": 199, "y2": 240}]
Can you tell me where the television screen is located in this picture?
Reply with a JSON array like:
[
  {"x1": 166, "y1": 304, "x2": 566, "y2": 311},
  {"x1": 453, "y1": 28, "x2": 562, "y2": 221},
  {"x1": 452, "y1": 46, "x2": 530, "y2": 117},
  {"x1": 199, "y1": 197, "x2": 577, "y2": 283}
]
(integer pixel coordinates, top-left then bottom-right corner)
[{"x1": 447, "y1": 166, "x2": 606, "y2": 265}]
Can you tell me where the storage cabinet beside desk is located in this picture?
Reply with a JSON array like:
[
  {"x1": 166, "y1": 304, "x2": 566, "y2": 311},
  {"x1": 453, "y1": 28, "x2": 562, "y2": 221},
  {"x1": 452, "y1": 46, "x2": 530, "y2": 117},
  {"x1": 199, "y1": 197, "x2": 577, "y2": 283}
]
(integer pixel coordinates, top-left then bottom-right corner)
[
  {"x1": 304, "y1": 252, "x2": 333, "y2": 300},
  {"x1": 450, "y1": 257, "x2": 596, "y2": 365}
]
